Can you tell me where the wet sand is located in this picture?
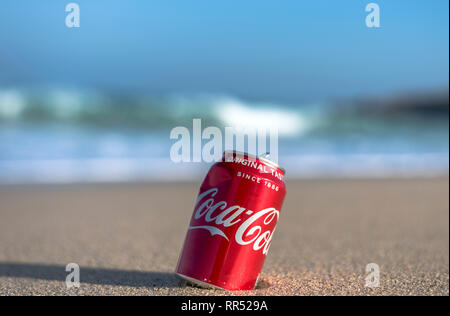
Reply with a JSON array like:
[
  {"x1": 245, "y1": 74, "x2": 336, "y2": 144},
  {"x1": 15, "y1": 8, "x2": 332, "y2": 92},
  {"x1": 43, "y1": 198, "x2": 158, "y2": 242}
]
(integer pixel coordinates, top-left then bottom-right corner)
[{"x1": 0, "y1": 178, "x2": 448, "y2": 296}]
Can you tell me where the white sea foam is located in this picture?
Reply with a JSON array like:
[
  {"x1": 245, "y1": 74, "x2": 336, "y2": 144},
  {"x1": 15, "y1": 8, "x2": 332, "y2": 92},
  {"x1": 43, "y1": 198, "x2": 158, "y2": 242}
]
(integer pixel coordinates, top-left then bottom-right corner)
[
  {"x1": 0, "y1": 89, "x2": 26, "y2": 119},
  {"x1": 214, "y1": 97, "x2": 307, "y2": 136},
  {"x1": 0, "y1": 153, "x2": 447, "y2": 184}
]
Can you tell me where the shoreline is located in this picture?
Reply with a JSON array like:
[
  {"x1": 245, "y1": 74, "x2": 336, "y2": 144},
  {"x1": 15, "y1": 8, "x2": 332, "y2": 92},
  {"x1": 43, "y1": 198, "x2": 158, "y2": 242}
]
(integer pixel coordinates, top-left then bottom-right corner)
[{"x1": 0, "y1": 174, "x2": 448, "y2": 189}]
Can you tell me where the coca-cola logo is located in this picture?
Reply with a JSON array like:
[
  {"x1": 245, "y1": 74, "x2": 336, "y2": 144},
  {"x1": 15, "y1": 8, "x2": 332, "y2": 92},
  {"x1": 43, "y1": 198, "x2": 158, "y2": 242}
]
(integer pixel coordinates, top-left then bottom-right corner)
[{"x1": 188, "y1": 188, "x2": 279, "y2": 255}]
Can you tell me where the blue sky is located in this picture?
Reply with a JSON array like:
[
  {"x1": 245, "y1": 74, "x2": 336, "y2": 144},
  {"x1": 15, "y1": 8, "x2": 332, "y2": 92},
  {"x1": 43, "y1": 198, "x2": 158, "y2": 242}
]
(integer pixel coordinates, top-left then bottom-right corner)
[{"x1": 0, "y1": 0, "x2": 448, "y2": 103}]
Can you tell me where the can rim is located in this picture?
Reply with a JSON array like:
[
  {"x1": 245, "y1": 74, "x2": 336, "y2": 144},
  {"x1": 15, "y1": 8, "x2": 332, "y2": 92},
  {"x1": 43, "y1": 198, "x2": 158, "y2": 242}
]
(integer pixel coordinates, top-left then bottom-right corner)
[
  {"x1": 176, "y1": 273, "x2": 229, "y2": 291},
  {"x1": 223, "y1": 150, "x2": 286, "y2": 175}
]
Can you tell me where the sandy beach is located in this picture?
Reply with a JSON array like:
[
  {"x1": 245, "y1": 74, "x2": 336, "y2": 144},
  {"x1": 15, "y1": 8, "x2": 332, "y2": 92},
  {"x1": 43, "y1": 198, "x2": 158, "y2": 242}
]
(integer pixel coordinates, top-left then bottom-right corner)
[{"x1": 0, "y1": 177, "x2": 448, "y2": 296}]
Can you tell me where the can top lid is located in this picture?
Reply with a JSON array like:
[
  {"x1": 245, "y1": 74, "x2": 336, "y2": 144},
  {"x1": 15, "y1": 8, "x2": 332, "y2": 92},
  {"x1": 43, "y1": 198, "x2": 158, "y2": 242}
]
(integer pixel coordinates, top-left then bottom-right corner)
[{"x1": 223, "y1": 150, "x2": 286, "y2": 175}]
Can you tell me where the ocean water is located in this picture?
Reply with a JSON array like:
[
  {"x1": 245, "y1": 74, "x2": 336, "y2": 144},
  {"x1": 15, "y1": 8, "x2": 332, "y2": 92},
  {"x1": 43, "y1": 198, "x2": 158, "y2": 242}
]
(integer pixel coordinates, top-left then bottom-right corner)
[{"x1": 0, "y1": 88, "x2": 448, "y2": 183}]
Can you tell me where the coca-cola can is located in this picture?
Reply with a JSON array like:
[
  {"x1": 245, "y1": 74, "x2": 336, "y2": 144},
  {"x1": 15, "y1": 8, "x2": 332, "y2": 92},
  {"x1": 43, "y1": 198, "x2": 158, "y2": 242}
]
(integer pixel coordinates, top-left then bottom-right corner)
[{"x1": 176, "y1": 150, "x2": 286, "y2": 291}]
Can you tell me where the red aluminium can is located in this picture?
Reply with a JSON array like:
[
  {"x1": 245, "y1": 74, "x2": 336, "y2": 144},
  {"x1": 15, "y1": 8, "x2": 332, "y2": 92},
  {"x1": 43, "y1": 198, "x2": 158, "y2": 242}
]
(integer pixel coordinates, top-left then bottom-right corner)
[{"x1": 176, "y1": 151, "x2": 286, "y2": 291}]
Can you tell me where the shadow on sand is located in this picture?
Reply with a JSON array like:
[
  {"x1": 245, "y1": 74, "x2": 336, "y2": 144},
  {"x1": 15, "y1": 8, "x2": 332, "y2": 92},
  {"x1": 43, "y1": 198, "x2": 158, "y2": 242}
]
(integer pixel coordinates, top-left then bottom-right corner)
[{"x1": 0, "y1": 262, "x2": 186, "y2": 288}]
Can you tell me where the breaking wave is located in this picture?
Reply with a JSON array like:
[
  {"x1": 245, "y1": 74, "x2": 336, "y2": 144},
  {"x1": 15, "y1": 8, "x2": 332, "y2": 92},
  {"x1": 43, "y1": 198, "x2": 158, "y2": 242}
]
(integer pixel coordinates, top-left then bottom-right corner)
[
  {"x1": 0, "y1": 88, "x2": 312, "y2": 137},
  {"x1": 0, "y1": 87, "x2": 448, "y2": 183}
]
